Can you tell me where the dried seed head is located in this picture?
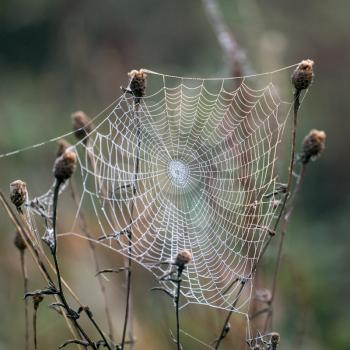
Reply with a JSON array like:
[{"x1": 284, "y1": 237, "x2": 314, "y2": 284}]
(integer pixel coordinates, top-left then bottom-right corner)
[
  {"x1": 175, "y1": 249, "x2": 192, "y2": 268},
  {"x1": 292, "y1": 59, "x2": 314, "y2": 91},
  {"x1": 301, "y1": 129, "x2": 326, "y2": 164},
  {"x1": 53, "y1": 150, "x2": 77, "y2": 182},
  {"x1": 14, "y1": 230, "x2": 26, "y2": 251},
  {"x1": 56, "y1": 139, "x2": 71, "y2": 158},
  {"x1": 72, "y1": 111, "x2": 93, "y2": 144},
  {"x1": 270, "y1": 332, "x2": 280, "y2": 347},
  {"x1": 128, "y1": 69, "x2": 147, "y2": 103},
  {"x1": 10, "y1": 180, "x2": 27, "y2": 212}
]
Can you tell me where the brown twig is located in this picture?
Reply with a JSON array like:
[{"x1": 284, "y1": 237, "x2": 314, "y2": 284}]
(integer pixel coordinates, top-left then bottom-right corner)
[
  {"x1": 19, "y1": 250, "x2": 29, "y2": 350},
  {"x1": 120, "y1": 103, "x2": 142, "y2": 349}
]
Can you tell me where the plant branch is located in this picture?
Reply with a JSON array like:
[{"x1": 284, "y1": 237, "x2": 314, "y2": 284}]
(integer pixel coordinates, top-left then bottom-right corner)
[
  {"x1": 120, "y1": 102, "x2": 142, "y2": 349},
  {"x1": 20, "y1": 250, "x2": 29, "y2": 350}
]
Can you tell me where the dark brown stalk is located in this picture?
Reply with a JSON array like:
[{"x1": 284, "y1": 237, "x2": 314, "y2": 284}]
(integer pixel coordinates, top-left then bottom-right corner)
[
  {"x1": 51, "y1": 181, "x2": 97, "y2": 349},
  {"x1": 121, "y1": 105, "x2": 142, "y2": 349},
  {"x1": 175, "y1": 267, "x2": 184, "y2": 350},
  {"x1": 20, "y1": 250, "x2": 29, "y2": 350},
  {"x1": 33, "y1": 304, "x2": 38, "y2": 349}
]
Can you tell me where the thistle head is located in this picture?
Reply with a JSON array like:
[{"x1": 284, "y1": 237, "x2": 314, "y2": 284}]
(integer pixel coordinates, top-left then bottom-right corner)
[
  {"x1": 175, "y1": 249, "x2": 192, "y2": 268},
  {"x1": 53, "y1": 150, "x2": 77, "y2": 182},
  {"x1": 270, "y1": 332, "x2": 280, "y2": 347},
  {"x1": 292, "y1": 59, "x2": 314, "y2": 91},
  {"x1": 10, "y1": 180, "x2": 27, "y2": 213},
  {"x1": 128, "y1": 69, "x2": 147, "y2": 103},
  {"x1": 72, "y1": 111, "x2": 93, "y2": 144},
  {"x1": 301, "y1": 129, "x2": 326, "y2": 164}
]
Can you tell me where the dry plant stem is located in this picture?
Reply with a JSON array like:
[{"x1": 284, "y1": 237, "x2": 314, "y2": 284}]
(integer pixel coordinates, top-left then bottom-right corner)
[
  {"x1": 20, "y1": 250, "x2": 29, "y2": 350},
  {"x1": 0, "y1": 193, "x2": 83, "y2": 350},
  {"x1": 52, "y1": 182, "x2": 113, "y2": 350},
  {"x1": 33, "y1": 306, "x2": 38, "y2": 349},
  {"x1": 121, "y1": 105, "x2": 141, "y2": 349},
  {"x1": 51, "y1": 181, "x2": 97, "y2": 349},
  {"x1": 262, "y1": 91, "x2": 302, "y2": 331},
  {"x1": 69, "y1": 181, "x2": 115, "y2": 343},
  {"x1": 214, "y1": 282, "x2": 245, "y2": 350},
  {"x1": 175, "y1": 267, "x2": 184, "y2": 350}
]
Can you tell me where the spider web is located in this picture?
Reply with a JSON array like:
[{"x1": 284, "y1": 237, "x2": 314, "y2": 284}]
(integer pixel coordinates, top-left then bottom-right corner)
[{"x1": 20, "y1": 67, "x2": 297, "y2": 318}]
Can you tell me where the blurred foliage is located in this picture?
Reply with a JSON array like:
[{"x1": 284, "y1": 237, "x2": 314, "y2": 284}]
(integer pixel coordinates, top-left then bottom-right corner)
[{"x1": 1, "y1": 1, "x2": 350, "y2": 349}]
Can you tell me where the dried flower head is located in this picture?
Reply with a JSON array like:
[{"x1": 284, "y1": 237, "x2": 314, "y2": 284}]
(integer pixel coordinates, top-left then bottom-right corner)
[
  {"x1": 128, "y1": 69, "x2": 147, "y2": 103},
  {"x1": 14, "y1": 230, "x2": 26, "y2": 251},
  {"x1": 72, "y1": 111, "x2": 93, "y2": 144},
  {"x1": 56, "y1": 139, "x2": 71, "y2": 158},
  {"x1": 53, "y1": 150, "x2": 77, "y2": 182},
  {"x1": 175, "y1": 249, "x2": 192, "y2": 268},
  {"x1": 10, "y1": 180, "x2": 27, "y2": 213},
  {"x1": 292, "y1": 59, "x2": 314, "y2": 91},
  {"x1": 301, "y1": 129, "x2": 326, "y2": 164},
  {"x1": 270, "y1": 332, "x2": 280, "y2": 347}
]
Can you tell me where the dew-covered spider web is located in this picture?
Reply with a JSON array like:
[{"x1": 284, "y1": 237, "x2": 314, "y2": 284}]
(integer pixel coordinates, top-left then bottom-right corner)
[{"x1": 2, "y1": 65, "x2": 303, "y2": 332}]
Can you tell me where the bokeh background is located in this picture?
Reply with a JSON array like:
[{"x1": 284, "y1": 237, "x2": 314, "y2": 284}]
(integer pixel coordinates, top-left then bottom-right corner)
[{"x1": 1, "y1": 1, "x2": 349, "y2": 349}]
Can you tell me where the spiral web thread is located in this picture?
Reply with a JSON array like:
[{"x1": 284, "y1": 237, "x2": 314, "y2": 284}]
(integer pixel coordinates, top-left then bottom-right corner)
[{"x1": 22, "y1": 67, "x2": 297, "y2": 324}]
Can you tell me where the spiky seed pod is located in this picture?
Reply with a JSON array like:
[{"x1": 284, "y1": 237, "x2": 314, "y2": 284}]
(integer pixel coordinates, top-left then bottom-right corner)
[
  {"x1": 72, "y1": 111, "x2": 93, "y2": 144},
  {"x1": 270, "y1": 332, "x2": 280, "y2": 347},
  {"x1": 292, "y1": 59, "x2": 314, "y2": 91},
  {"x1": 53, "y1": 150, "x2": 77, "y2": 182},
  {"x1": 128, "y1": 69, "x2": 147, "y2": 103},
  {"x1": 56, "y1": 139, "x2": 71, "y2": 158},
  {"x1": 175, "y1": 249, "x2": 192, "y2": 268},
  {"x1": 14, "y1": 230, "x2": 26, "y2": 251},
  {"x1": 10, "y1": 180, "x2": 27, "y2": 213},
  {"x1": 301, "y1": 129, "x2": 326, "y2": 164}
]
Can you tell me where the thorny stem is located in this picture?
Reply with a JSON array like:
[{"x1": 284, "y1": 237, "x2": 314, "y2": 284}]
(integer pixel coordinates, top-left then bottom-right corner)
[
  {"x1": 213, "y1": 281, "x2": 246, "y2": 350},
  {"x1": 69, "y1": 181, "x2": 115, "y2": 343},
  {"x1": 20, "y1": 250, "x2": 29, "y2": 350},
  {"x1": 121, "y1": 103, "x2": 142, "y2": 349}
]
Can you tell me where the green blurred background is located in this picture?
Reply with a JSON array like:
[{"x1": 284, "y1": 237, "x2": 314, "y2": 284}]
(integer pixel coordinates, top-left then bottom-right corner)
[{"x1": 0, "y1": 1, "x2": 349, "y2": 349}]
